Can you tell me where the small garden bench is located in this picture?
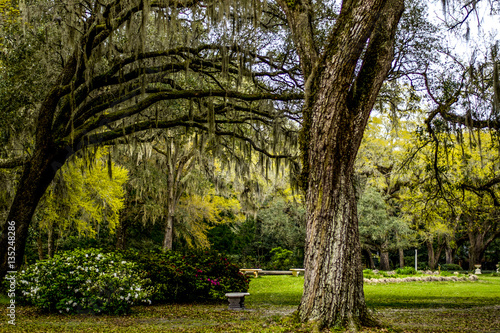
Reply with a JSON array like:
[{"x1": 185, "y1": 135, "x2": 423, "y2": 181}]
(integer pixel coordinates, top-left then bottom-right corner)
[
  {"x1": 239, "y1": 268, "x2": 263, "y2": 278},
  {"x1": 290, "y1": 268, "x2": 305, "y2": 277},
  {"x1": 225, "y1": 292, "x2": 250, "y2": 310}
]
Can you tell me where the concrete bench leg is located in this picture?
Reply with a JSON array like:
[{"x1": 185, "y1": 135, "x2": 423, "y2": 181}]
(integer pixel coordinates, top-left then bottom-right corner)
[
  {"x1": 225, "y1": 292, "x2": 250, "y2": 310},
  {"x1": 228, "y1": 296, "x2": 244, "y2": 309}
]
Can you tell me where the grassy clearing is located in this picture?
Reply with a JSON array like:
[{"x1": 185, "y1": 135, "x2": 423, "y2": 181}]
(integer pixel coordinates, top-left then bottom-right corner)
[{"x1": 0, "y1": 275, "x2": 499, "y2": 332}]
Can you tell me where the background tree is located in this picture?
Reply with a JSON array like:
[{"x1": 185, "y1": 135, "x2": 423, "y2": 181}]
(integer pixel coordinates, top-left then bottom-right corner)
[
  {"x1": 358, "y1": 186, "x2": 414, "y2": 270},
  {"x1": 33, "y1": 148, "x2": 127, "y2": 258}
]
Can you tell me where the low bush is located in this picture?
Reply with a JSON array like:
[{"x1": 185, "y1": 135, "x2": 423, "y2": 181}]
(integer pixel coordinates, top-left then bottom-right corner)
[
  {"x1": 127, "y1": 250, "x2": 249, "y2": 304},
  {"x1": 396, "y1": 266, "x2": 417, "y2": 275},
  {"x1": 441, "y1": 264, "x2": 463, "y2": 271},
  {"x1": 14, "y1": 248, "x2": 151, "y2": 314}
]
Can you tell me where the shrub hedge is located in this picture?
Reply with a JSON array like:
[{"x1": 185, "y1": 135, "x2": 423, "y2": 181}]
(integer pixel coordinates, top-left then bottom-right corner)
[{"x1": 124, "y1": 249, "x2": 249, "y2": 304}]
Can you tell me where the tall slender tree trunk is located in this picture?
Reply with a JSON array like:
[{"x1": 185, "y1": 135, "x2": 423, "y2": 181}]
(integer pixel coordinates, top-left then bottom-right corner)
[
  {"x1": 47, "y1": 222, "x2": 56, "y2": 258},
  {"x1": 115, "y1": 218, "x2": 131, "y2": 251},
  {"x1": 399, "y1": 248, "x2": 405, "y2": 268},
  {"x1": 426, "y1": 240, "x2": 436, "y2": 270},
  {"x1": 36, "y1": 233, "x2": 45, "y2": 261},
  {"x1": 445, "y1": 237, "x2": 454, "y2": 265},
  {"x1": 163, "y1": 213, "x2": 174, "y2": 251}
]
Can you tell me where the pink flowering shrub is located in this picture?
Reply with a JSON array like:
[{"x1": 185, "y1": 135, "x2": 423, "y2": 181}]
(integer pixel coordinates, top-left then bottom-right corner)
[{"x1": 127, "y1": 250, "x2": 249, "y2": 304}]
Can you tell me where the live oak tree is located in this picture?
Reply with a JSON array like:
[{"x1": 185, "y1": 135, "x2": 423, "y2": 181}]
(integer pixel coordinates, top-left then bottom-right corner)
[{"x1": 0, "y1": 0, "x2": 302, "y2": 282}]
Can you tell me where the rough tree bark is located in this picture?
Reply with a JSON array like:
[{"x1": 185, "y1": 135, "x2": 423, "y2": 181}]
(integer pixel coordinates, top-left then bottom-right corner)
[{"x1": 277, "y1": 0, "x2": 404, "y2": 329}]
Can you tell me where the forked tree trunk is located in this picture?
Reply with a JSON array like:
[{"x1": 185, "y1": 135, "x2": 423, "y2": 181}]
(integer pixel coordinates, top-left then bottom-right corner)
[
  {"x1": 286, "y1": 0, "x2": 404, "y2": 329},
  {"x1": 467, "y1": 223, "x2": 499, "y2": 269}
]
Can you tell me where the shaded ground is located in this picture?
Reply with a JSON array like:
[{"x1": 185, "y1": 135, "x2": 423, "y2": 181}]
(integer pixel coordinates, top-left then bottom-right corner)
[
  {"x1": 0, "y1": 275, "x2": 499, "y2": 332},
  {"x1": 377, "y1": 305, "x2": 500, "y2": 333}
]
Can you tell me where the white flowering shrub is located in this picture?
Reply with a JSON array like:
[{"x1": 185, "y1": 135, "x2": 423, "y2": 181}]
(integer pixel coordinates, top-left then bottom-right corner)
[{"x1": 16, "y1": 248, "x2": 151, "y2": 314}]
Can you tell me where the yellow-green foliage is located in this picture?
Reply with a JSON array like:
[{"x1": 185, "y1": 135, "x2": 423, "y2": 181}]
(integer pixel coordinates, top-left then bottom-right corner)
[
  {"x1": 176, "y1": 190, "x2": 244, "y2": 248},
  {"x1": 400, "y1": 128, "x2": 499, "y2": 234},
  {"x1": 0, "y1": 0, "x2": 21, "y2": 48},
  {"x1": 37, "y1": 149, "x2": 128, "y2": 236}
]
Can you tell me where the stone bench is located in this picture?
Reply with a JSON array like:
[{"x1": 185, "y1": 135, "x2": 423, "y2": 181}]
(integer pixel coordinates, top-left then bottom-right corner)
[
  {"x1": 225, "y1": 292, "x2": 250, "y2": 310},
  {"x1": 239, "y1": 268, "x2": 263, "y2": 278},
  {"x1": 290, "y1": 268, "x2": 305, "y2": 277},
  {"x1": 260, "y1": 270, "x2": 293, "y2": 275}
]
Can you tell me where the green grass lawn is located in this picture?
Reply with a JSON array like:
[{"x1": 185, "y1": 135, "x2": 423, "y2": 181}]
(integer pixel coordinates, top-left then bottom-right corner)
[{"x1": 1, "y1": 275, "x2": 499, "y2": 332}]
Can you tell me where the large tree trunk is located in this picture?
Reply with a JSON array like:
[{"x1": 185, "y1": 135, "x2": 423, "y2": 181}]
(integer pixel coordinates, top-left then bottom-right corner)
[
  {"x1": 0, "y1": 146, "x2": 68, "y2": 277},
  {"x1": 300, "y1": 170, "x2": 373, "y2": 329},
  {"x1": 283, "y1": 0, "x2": 404, "y2": 329},
  {"x1": 399, "y1": 248, "x2": 405, "y2": 268},
  {"x1": 0, "y1": 53, "x2": 77, "y2": 279},
  {"x1": 426, "y1": 238, "x2": 445, "y2": 271}
]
